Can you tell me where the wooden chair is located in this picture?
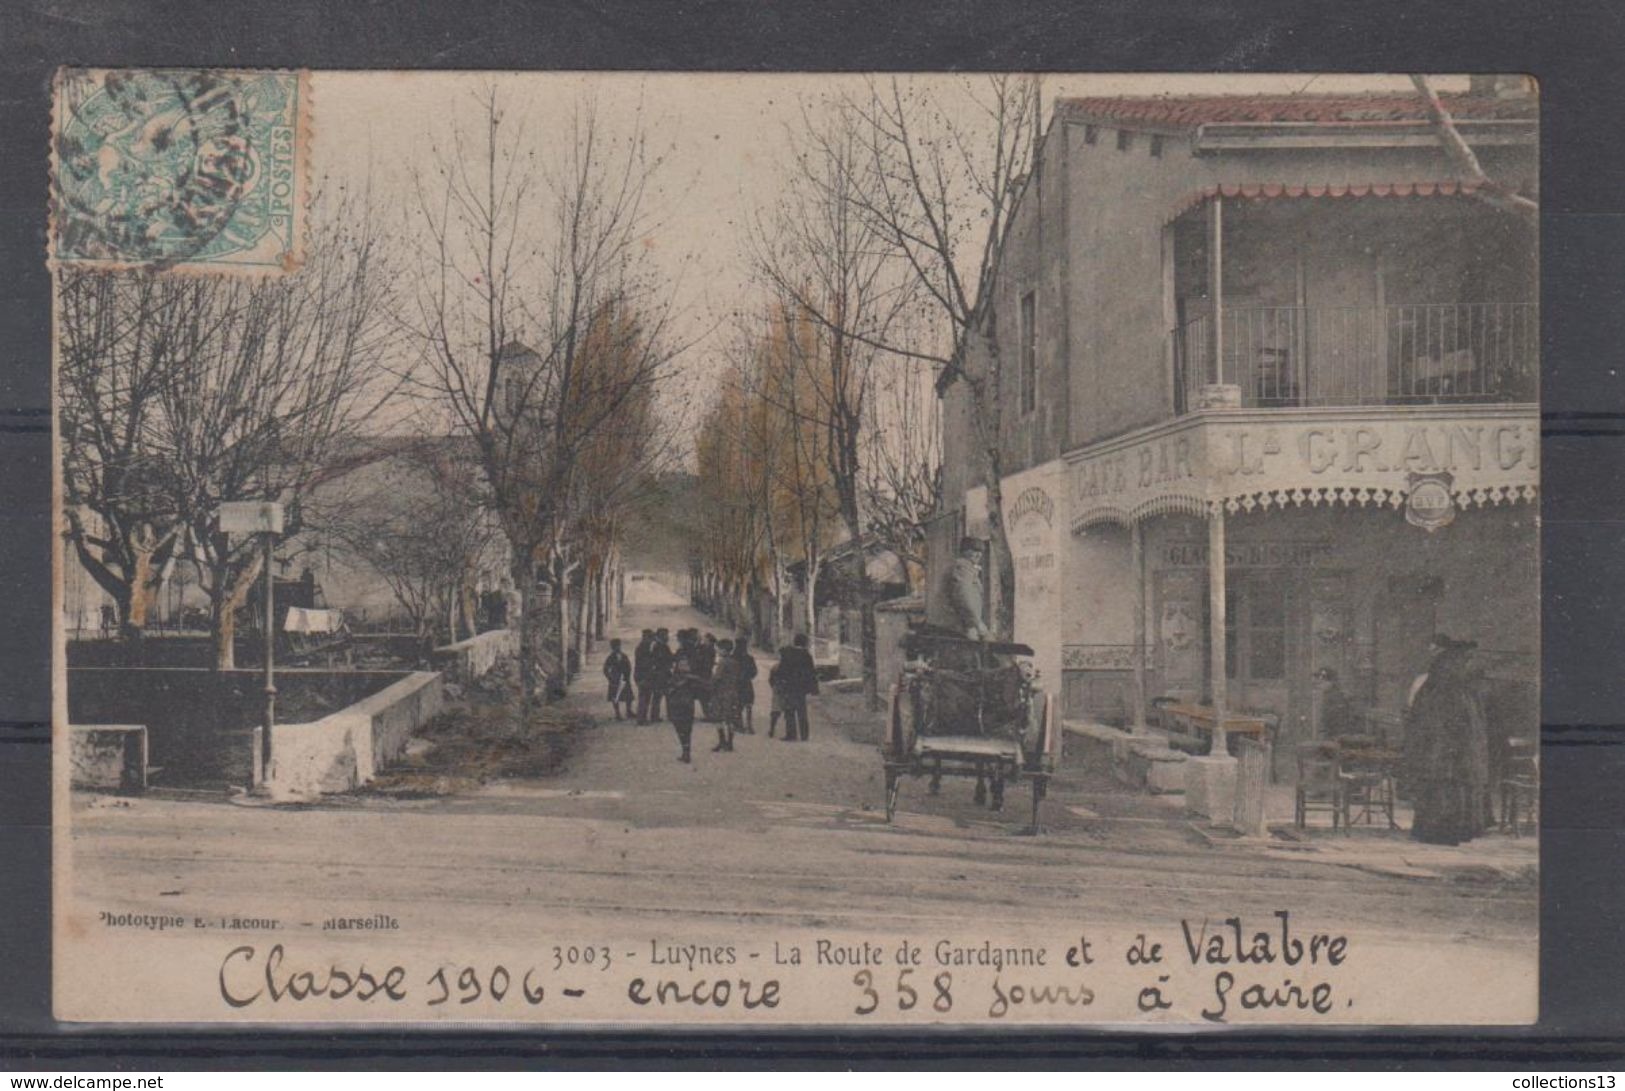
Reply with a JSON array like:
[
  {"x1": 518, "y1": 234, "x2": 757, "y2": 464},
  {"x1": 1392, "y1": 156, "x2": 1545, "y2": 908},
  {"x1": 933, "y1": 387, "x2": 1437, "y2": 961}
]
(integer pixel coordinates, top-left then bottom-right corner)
[
  {"x1": 1337, "y1": 736, "x2": 1398, "y2": 829},
  {"x1": 1500, "y1": 738, "x2": 1539, "y2": 836},
  {"x1": 1294, "y1": 741, "x2": 1343, "y2": 831}
]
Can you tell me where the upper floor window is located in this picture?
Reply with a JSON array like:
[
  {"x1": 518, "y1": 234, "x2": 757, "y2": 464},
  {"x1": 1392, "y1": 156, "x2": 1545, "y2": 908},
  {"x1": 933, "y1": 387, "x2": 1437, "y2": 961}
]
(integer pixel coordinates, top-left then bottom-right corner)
[
  {"x1": 1116, "y1": 129, "x2": 1133, "y2": 152},
  {"x1": 1083, "y1": 124, "x2": 1098, "y2": 145},
  {"x1": 1019, "y1": 290, "x2": 1037, "y2": 416},
  {"x1": 1149, "y1": 135, "x2": 1163, "y2": 158}
]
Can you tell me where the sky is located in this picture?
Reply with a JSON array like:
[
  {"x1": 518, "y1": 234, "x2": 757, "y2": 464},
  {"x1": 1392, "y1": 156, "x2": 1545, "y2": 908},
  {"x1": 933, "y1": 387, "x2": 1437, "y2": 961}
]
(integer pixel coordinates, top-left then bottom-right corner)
[{"x1": 309, "y1": 72, "x2": 1469, "y2": 432}]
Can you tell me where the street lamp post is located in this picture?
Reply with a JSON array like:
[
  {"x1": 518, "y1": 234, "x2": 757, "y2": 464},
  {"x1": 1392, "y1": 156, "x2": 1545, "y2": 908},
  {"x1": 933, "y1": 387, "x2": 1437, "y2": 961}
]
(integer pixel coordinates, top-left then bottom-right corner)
[
  {"x1": 261, "y1": 523, "x2": 276, "y2": 785},
  {"x1": 219, "y1": 499, "x2": 285, "y2": 791}
]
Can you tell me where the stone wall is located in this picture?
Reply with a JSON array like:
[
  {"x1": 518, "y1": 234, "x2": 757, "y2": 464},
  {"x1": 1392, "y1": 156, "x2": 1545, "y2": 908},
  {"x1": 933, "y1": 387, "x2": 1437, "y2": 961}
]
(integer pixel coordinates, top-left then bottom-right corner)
[
  {"x1": 69, "y1": 725, "x2": 147, "y2": 792},
  {"x1": 268, "y1": 671, "x2": 444, "y2": 800},
  {"x1": 68, "y1": 668, "x2": 407, "y2": 791}
]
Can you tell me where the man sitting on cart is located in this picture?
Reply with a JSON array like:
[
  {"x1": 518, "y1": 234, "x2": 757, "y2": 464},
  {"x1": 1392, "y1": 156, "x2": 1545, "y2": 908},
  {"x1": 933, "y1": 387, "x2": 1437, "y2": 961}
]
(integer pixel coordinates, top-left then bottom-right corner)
[{"x1": 945, "y1": 535, "x2": 990, "y2": 642}]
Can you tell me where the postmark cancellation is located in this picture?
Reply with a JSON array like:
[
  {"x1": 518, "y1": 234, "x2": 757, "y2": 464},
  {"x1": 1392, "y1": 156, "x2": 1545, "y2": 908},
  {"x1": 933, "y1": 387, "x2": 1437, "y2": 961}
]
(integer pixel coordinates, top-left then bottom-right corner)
[{"x1": 50, "y1": 68, "x2": 309, "y2": 274}]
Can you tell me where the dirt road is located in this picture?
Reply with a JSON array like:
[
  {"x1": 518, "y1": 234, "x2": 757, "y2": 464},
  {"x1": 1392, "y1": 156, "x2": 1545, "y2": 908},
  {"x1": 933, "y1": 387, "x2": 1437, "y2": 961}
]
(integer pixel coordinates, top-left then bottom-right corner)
[{"x1": 63, "y1": 581, "x2": 1538, "y2": 1024}]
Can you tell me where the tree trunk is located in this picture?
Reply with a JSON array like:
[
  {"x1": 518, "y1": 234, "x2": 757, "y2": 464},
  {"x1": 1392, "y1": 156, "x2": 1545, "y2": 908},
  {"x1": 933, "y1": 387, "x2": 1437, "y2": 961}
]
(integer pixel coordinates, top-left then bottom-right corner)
[
  {"x1": 594, "y1": 566, "x2": 608, "y2": 640},
  {"x1": 210, "y1": 558, "x2": 259, "y2": 671},
  {"x1": 573, "y1": 568, "x2": 590, "y2": 662},
  {"x1": 978, "y1": 331, "x2": 1018, "y2": 641},
  {"x1": 122, "y1": 547, "x2": 155, "y2": 642},
  {"x1": 804, "y1": 560, "x2": 818, "y2": 642},
  {"x1": 514, "y1": 555, "x2": 536, "y2": 727},
  {"x1": 556, "y1": 561, "x2": 572, "y2": 688},
  {"x1": 860, "y1": 592, "x2": 880, "y2": 710},
  {"x1": 984, "y1": 458, "x2": 1016, "y2": 640}
]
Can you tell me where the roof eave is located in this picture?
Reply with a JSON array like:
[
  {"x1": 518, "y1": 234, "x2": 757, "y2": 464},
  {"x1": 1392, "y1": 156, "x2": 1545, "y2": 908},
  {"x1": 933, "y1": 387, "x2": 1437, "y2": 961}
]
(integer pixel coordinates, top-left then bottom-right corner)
[{"x1": 1192, "y1": 118, "x2": 1538, "y2": 153}]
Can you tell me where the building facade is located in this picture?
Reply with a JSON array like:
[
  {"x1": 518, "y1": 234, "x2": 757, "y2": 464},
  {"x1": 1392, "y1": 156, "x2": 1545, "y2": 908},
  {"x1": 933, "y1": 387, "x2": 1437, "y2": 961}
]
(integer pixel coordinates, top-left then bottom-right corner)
[{"x1": 936, "y1": 87, "x2": 1539, "y2": 776}]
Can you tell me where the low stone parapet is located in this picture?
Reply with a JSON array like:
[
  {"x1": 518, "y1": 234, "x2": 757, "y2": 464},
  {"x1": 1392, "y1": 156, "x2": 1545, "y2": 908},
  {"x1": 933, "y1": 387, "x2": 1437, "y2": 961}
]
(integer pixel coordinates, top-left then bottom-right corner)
[
  {"x1": 69, "y1": 725, "x2": 147, "y2": 793},
  {"x1": 432, "y1": 629, "x2": 518, "y2": 683},
  {"x1": 1062, "y1": 719, "x2": 1188, "y2": 793},
  {"x1": 1185, "y1": 753, "x2": 1238, "y2": 820},
  {"x1": 267, "y1": 671, "x2": 444, "y2": 801}
]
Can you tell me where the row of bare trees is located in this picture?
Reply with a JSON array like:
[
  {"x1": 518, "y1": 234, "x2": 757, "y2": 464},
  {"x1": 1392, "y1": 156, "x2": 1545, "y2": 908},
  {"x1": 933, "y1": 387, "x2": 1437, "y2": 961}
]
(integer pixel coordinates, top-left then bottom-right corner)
[
  {"x1": 59, "y1": 87, "x2": 685, "y2": 715},
  {"x1": 691, "y1": 75, "x2": 1035, "y2": 705},
  {"x1": 59, "y1": 196, "x2": 398, "y2": 667},
  {"x1": 403, "y1": 88, "x2": 686, "y2": 723}
]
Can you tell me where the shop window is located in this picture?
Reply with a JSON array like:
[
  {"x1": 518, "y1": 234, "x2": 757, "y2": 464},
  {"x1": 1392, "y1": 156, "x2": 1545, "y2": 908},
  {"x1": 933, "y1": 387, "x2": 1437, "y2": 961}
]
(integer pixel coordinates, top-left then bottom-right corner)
[{"x1": 1019, "y1": 291, "x2": 1037, "y2": 415}]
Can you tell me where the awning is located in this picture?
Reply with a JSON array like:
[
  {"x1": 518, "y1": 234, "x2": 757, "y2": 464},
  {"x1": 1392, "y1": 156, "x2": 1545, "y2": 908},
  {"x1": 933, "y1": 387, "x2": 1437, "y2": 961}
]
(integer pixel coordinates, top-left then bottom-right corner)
[{"x1": 1166, "y1": 180, "x2": 1486, "y2": 225}]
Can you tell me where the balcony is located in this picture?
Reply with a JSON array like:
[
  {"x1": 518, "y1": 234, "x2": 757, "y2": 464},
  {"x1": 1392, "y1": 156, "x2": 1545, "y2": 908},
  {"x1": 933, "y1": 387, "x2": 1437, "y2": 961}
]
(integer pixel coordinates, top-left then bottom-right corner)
[{"x1": 1171, "y1": 302, "x2": 1538, "y2": 413}]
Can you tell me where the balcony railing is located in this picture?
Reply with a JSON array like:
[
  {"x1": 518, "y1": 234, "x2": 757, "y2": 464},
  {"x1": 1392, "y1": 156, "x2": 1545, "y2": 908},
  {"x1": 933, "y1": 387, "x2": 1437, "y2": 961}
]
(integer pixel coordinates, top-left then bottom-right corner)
[{"x1": 1172, "y1": 303, "x2": 1538, "y2": 412}]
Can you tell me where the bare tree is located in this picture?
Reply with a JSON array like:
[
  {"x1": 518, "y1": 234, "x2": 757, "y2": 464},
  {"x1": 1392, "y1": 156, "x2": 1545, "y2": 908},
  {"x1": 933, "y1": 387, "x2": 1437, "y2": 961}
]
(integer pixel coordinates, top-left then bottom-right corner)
[
  {"x1": 405, "y1": 86, "x2": 679, "y2": 723},
  {"x1": 59, "y1": 273, "x2": 216, "y2": 640},
  {"x1": 860, "y1": 342, "x2": 942, "y2": 586},
  {"x1": 316, "y1": 438, "x2": 500, "y2": 645},
  {"x1": 1411, "y1": 75, "x2": 1539, "y2": 224}
]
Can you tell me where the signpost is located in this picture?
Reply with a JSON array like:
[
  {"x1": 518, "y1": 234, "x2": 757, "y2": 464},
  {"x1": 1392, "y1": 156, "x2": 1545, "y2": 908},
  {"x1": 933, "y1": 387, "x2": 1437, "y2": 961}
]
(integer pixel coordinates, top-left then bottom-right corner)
[{"x1": 218, "y1": 501, "x2": 284, "y2": 790}]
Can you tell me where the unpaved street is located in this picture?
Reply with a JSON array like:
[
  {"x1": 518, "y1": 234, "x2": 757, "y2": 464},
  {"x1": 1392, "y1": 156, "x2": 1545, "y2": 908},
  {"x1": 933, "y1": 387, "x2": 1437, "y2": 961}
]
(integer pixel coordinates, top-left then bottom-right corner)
[{"x1": 65, "y1": 581, "x2": 1537, "y2": 1024}]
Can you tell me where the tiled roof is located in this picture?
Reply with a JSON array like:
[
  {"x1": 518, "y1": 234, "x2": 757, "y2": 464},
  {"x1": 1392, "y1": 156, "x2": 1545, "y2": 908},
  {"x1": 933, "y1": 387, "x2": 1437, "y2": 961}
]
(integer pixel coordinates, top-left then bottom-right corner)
[{"x1": 1055, "y1": 93, "x2": 1536, "y2": 132}]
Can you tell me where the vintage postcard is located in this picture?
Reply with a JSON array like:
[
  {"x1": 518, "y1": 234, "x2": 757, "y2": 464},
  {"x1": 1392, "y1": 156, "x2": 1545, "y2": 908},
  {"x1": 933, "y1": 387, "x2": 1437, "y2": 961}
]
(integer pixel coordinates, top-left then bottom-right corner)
[{"x1": 53, "y1": 70, "x2": 1539, "y2": 1025}]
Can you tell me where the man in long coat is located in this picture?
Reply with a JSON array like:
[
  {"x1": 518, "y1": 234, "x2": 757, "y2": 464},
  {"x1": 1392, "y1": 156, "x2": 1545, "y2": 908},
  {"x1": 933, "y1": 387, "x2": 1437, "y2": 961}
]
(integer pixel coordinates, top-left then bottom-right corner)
[
  {"x1": 665, "y1": 630, "x2": 703, "y2": 763},
  {"x1": 633, "y1": 629, "x2": 656, "y2": 723},
  {"x1": 643, "y1": 628, "x2": 673, "y2": 724},
  {"x1": 775, "y1": 633, "x2": 819, "y2": 742}
]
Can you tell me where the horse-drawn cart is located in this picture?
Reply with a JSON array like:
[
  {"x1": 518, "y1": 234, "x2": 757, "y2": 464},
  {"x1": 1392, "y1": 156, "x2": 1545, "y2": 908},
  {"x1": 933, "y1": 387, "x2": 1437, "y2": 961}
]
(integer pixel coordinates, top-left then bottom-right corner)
[{"x1": 882, "y1": 631, "x2": 1060, "y2": 832}]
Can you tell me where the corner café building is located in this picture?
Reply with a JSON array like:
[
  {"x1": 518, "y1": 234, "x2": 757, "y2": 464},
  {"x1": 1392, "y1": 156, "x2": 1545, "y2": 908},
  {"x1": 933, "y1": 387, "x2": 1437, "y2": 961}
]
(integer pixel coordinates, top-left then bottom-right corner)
[{"x1": 988, "y1": 405, "x2": 1539, "y2": 780}]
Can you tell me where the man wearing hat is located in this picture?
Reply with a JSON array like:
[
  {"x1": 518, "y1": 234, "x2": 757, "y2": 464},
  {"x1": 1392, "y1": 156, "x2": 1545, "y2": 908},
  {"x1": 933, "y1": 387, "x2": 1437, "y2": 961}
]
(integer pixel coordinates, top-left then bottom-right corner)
[
  {"x1": 642, "y1": 627, "x2": 673, "y2": 724},
  {"x1": 945, "y1": 536, "x2": 989, "y2": 641},
  {"x1": 665, "y1": 630, "x2": 703, "y2": 763},
  {"x1": 633, "y1": 628, "x2": 655, "y2": 723}
]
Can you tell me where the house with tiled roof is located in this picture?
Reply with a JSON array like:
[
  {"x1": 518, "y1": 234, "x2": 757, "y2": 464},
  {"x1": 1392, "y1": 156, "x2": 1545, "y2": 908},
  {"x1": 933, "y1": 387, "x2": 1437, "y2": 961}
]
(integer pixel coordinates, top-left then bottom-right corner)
[{"x1": 933, "y1": 82, "x2": 1538, "y2": 799}]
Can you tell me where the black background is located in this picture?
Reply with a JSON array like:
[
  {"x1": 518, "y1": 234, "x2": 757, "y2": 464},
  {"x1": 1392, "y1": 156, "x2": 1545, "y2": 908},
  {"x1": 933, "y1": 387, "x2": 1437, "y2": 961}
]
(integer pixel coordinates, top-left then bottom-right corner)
[{"x1": 3, "y1": 0, "x2": 1623, "y2": 1068}]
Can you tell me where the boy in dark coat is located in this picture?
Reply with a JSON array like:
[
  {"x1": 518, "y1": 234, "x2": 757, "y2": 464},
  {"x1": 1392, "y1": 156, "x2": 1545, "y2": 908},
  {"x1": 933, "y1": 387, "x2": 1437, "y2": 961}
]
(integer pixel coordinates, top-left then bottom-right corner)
[
  {"x1": 602, "y1": 638, "x2": 634, "y2": 720},
  {"x1": 710, "y1": 639, "x2": 743, "y2": 752}
]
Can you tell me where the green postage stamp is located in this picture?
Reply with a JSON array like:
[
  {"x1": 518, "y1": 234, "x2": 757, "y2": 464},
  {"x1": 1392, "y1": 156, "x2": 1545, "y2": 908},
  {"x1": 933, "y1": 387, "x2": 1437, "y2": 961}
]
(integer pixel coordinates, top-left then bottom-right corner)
[{"x1": 51, "y1": 68, "x2": 309, "y2": 274}]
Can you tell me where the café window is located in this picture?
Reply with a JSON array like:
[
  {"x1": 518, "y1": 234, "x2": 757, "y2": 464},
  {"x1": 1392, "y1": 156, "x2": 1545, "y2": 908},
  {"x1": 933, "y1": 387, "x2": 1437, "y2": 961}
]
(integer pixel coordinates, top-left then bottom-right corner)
[
  {"x1": 1224, "y1": 577, "x2": 1287, "y2": 682},
  {"x1": 1019, "y1": 290, "x2": 1037, "y2": 415}
]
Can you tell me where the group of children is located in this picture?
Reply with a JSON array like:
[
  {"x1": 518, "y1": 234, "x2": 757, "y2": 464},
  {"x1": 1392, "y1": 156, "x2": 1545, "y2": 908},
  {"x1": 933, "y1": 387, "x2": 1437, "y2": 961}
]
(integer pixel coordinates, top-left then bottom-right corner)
[{"x1": 601, "y1": 627, "x2": 821, "y2": 763}]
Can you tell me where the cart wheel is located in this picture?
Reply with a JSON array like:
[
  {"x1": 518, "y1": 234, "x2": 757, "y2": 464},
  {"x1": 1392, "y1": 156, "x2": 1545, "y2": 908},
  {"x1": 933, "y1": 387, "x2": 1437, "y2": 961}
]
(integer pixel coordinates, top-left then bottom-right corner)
[{"x1": 884, "y1": 771, "x2": 900, "y2": 823}]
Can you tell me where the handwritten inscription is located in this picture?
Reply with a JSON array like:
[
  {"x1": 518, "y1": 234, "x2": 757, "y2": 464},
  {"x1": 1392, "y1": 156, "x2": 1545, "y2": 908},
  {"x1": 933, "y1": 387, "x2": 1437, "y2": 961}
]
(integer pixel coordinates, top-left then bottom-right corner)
[{"x1": 199, "y1": 910, "x2": 1354, "y2": 1023}]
